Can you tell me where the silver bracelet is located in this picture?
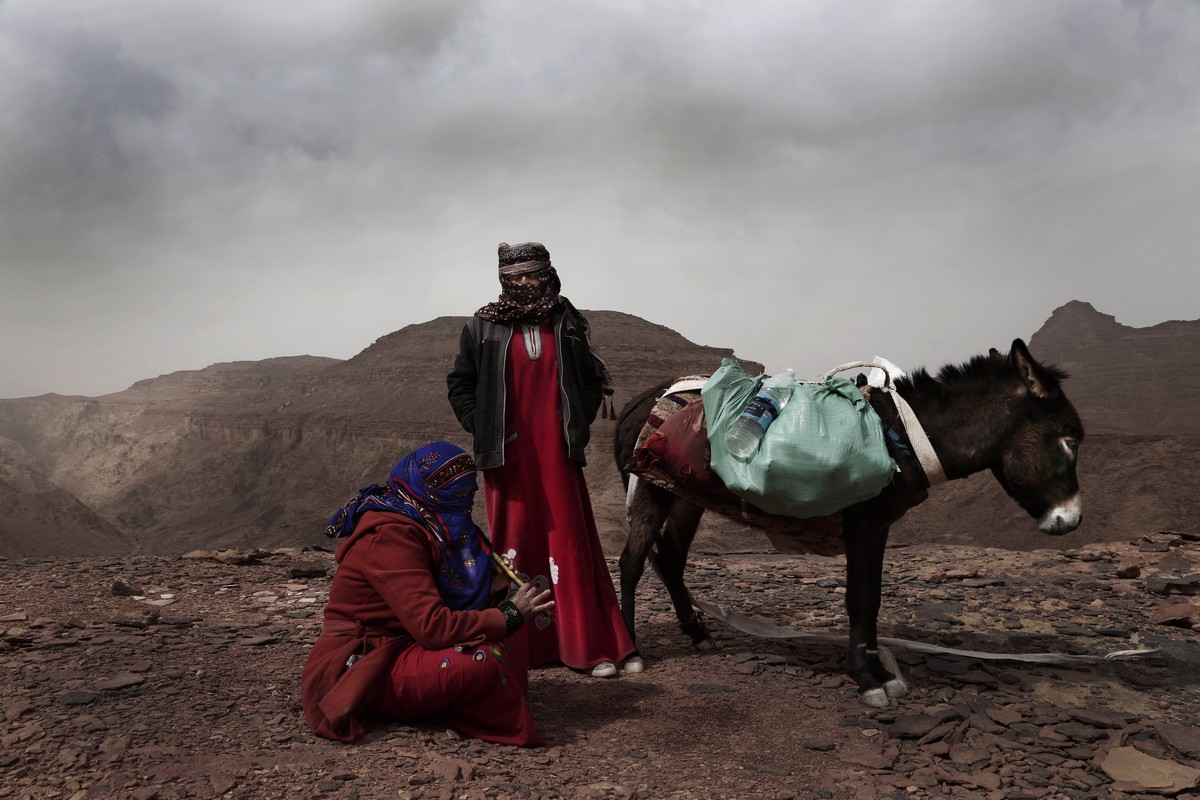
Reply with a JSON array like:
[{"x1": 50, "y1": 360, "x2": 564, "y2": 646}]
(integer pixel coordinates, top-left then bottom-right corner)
[{"x1": 498, "y1": 600, "x2": 524, "y2": 636}]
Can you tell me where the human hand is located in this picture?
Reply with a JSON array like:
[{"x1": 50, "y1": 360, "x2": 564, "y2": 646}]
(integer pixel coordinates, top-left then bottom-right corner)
[{"x1": 508, "y1": 581, "x2": 554, "y2": 621}]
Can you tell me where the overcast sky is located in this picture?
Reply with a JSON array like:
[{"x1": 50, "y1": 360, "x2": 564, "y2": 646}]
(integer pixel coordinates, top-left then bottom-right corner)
[{"x1": 1, "y1": 0, "x2": 1198, "y2": 399}]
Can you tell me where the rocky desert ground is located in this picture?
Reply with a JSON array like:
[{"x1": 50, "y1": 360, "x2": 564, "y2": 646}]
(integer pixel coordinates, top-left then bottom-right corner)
[{"x1": 4, "y1": 528, "x2": 1200, "y2": 800}]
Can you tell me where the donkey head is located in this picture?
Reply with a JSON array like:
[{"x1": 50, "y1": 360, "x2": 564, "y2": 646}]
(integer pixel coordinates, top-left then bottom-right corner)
[{"x1": 990, "y1": 339, "x2": 1085, "y2": 535}]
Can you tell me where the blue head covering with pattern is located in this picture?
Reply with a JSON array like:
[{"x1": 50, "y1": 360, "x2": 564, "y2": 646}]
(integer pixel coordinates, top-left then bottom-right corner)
[{"x1": 325, "y1": 441, "x2": 494, "y2": 611}]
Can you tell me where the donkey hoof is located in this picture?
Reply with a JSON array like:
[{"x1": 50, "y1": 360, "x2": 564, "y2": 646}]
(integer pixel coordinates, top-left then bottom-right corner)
[
  {"x1": 693, "y1": 636, "x2": 717, "y2": 651},
  {"x1": 874, "y1": 646, "x2": 908, "y2": 698},
  {"x1": 860, "y1": 687, "x2": 891, "y2": 708}
]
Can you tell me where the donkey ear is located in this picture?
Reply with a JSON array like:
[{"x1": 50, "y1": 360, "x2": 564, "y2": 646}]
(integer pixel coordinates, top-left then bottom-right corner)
[
  {"x1": 1009, "y1": 339, "x2": 1058, "y2": 399},
  {"x1": 988, "y1": 347, "x2": 1002, "y2": 360}
]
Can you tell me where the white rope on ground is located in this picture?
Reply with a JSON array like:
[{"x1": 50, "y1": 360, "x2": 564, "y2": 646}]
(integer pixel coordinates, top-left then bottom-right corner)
[{"x1": 693, "y1": 600, "x2": 1157, "y2": 665}]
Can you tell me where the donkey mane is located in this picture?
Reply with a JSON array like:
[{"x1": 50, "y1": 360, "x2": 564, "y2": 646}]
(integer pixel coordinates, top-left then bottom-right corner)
[{"x1": 896, "y1": 353, "x2": 1068, "y2": 398}]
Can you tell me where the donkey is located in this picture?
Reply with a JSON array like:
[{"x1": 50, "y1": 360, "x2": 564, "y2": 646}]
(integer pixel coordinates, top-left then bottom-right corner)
[{"x1": 613, "y1": 339, "x2": 1084, "y2": 707}]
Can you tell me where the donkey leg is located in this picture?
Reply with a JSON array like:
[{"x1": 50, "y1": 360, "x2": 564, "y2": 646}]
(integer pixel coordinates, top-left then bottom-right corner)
[
  {"x1": 618, "y1": 479, "x2": 671, "y2": 648},
  {"x1": 843, "y1": 524, "x2": 907, "y2": 707},
  {"x1": 655, "y1": 500, "x2": 712, "y2": 649},
  {"x1": 617, "y1": 540, "x2": 645, "y2": 648}
]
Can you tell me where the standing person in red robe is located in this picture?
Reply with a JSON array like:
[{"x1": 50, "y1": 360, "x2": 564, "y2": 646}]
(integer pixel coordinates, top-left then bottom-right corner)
[
  {"x1": 447, "y1": 241, "x2": 640, "y2": 679},
  {"x1": 301, "y1": 441, "x2": 554, "y2": 745}
]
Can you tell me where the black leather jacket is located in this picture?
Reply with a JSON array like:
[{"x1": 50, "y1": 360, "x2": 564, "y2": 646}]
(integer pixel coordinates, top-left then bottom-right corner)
[{"x1": 446, "y1": 308, "x2": 603, "y2": 469}]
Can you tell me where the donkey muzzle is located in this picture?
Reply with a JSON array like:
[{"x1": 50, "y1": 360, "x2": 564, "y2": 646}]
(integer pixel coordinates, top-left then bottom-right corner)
[{"x1": 1038, "y1": 494, "x2": 1082, "y2": 534}]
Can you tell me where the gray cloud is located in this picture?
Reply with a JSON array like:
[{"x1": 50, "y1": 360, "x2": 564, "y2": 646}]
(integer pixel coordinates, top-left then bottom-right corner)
[{"x1": 1, "y1": 0, "x2": 1198, "y2": 397}]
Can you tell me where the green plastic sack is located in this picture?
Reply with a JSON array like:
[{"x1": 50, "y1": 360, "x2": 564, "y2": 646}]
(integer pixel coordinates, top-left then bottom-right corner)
[{"x1": 701, "y1": 358, "x2": 898, "y2": 518}]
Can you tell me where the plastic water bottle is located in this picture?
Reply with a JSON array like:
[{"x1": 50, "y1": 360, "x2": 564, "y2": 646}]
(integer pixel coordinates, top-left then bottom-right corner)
[{"x1": 724, "y1": 369, "x2": 796, "y2": 462}]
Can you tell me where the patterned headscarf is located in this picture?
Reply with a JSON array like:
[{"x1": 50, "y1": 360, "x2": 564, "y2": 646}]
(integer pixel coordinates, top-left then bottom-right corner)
[
  {"x1": 476, "y1": 263, "x2": 563, "y2": 324},
  {"x1": 475, "y1": 242, "x2": 615, "y2": 399},
  {"x1": 325, "y1": 441, "x2": 495, "y2": 611}
]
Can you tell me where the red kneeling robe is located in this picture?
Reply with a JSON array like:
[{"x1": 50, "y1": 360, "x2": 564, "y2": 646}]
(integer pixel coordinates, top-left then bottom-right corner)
[{"x1": 301, "y1": 510, "x2": 542, "y2": 746}]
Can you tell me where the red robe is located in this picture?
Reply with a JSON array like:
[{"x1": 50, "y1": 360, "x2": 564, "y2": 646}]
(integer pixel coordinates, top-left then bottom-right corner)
[
  {"x1": 301, "y1": 510, "x2": 541, "y2": 745},
  {"x1": 484, "y1": 323, "x2": 636, "y2": 671}
]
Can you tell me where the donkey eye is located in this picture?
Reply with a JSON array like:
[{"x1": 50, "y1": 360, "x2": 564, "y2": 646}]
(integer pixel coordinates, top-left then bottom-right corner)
[{"x1": 1060, "y1": 437, "x2": 1079, "y2": 457}]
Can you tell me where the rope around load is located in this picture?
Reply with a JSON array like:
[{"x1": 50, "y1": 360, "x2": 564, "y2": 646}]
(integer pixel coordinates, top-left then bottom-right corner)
[{"x1": 825, "y1": 361, "x2": 947, "y2": 487}]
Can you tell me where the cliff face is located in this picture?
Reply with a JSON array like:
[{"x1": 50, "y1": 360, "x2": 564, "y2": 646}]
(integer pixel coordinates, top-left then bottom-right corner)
[
  {"x1": 1028, "y1": 300, "x2": 1200, "y2": 435},
  {"x1": 0, "y1": 312, "x2": 751, "y2": 557},
  {"x1": 1, "y1": 303, "x2": 1196, "y2": 559}
]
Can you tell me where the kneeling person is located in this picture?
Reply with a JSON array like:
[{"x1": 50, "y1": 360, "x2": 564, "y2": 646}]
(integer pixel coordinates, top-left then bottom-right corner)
[{"x1": 301, "y1": 441, "x2": 553, "y2": 745}]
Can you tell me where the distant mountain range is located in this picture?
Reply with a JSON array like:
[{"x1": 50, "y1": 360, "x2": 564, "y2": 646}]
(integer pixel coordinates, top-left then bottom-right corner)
[
  {"x1": 0, "y1": 302, "x2": 1195, "y2": 559},
  {"x1": 1028, "y1": 300, "x2": 1200, "y2": 435}
]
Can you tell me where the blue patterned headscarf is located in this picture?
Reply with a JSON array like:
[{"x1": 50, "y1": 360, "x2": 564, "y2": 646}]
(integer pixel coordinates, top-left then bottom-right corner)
[{"x1": 326, "y1": 441, "x2": 494, "y2": 611}]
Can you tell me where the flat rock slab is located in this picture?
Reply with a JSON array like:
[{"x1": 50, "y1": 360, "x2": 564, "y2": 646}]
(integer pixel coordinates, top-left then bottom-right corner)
[
  {"x1": 1101, "y1": 745, "x2": 1200, "y2": 794},
  {"x1": 96, "y1": 673, "x2": 146, "y2": 690}
]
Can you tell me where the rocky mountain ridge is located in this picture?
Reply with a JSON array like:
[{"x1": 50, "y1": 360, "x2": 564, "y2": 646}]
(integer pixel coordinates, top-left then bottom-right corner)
[
  {"x1": 0, "y1": 302, "x2": 1197, "y2": 559},
  {"x1": 1028, "y1": 300, "x2": 1200, "y2": 435}
]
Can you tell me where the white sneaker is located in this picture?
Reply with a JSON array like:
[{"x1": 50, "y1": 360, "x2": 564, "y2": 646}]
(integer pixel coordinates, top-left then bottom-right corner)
[
  {"x1": 590, "y1": 661, "x2": 618, "y2": 678},
  {"x1": 622, "y1": 656, "x2": 645, "y2": 674}
]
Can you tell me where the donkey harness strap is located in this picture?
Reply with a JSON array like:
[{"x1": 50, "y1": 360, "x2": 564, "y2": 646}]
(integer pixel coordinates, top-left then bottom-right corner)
[
  {"x1": 881, "y1": 421, "x2": 926, "y2": 487},
  {"x1": 884, "y1": 390, "x2": 947, "y2": 486},
  {"x1": 825, "y1": 360, "x2": 948, "y2": 487}
]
